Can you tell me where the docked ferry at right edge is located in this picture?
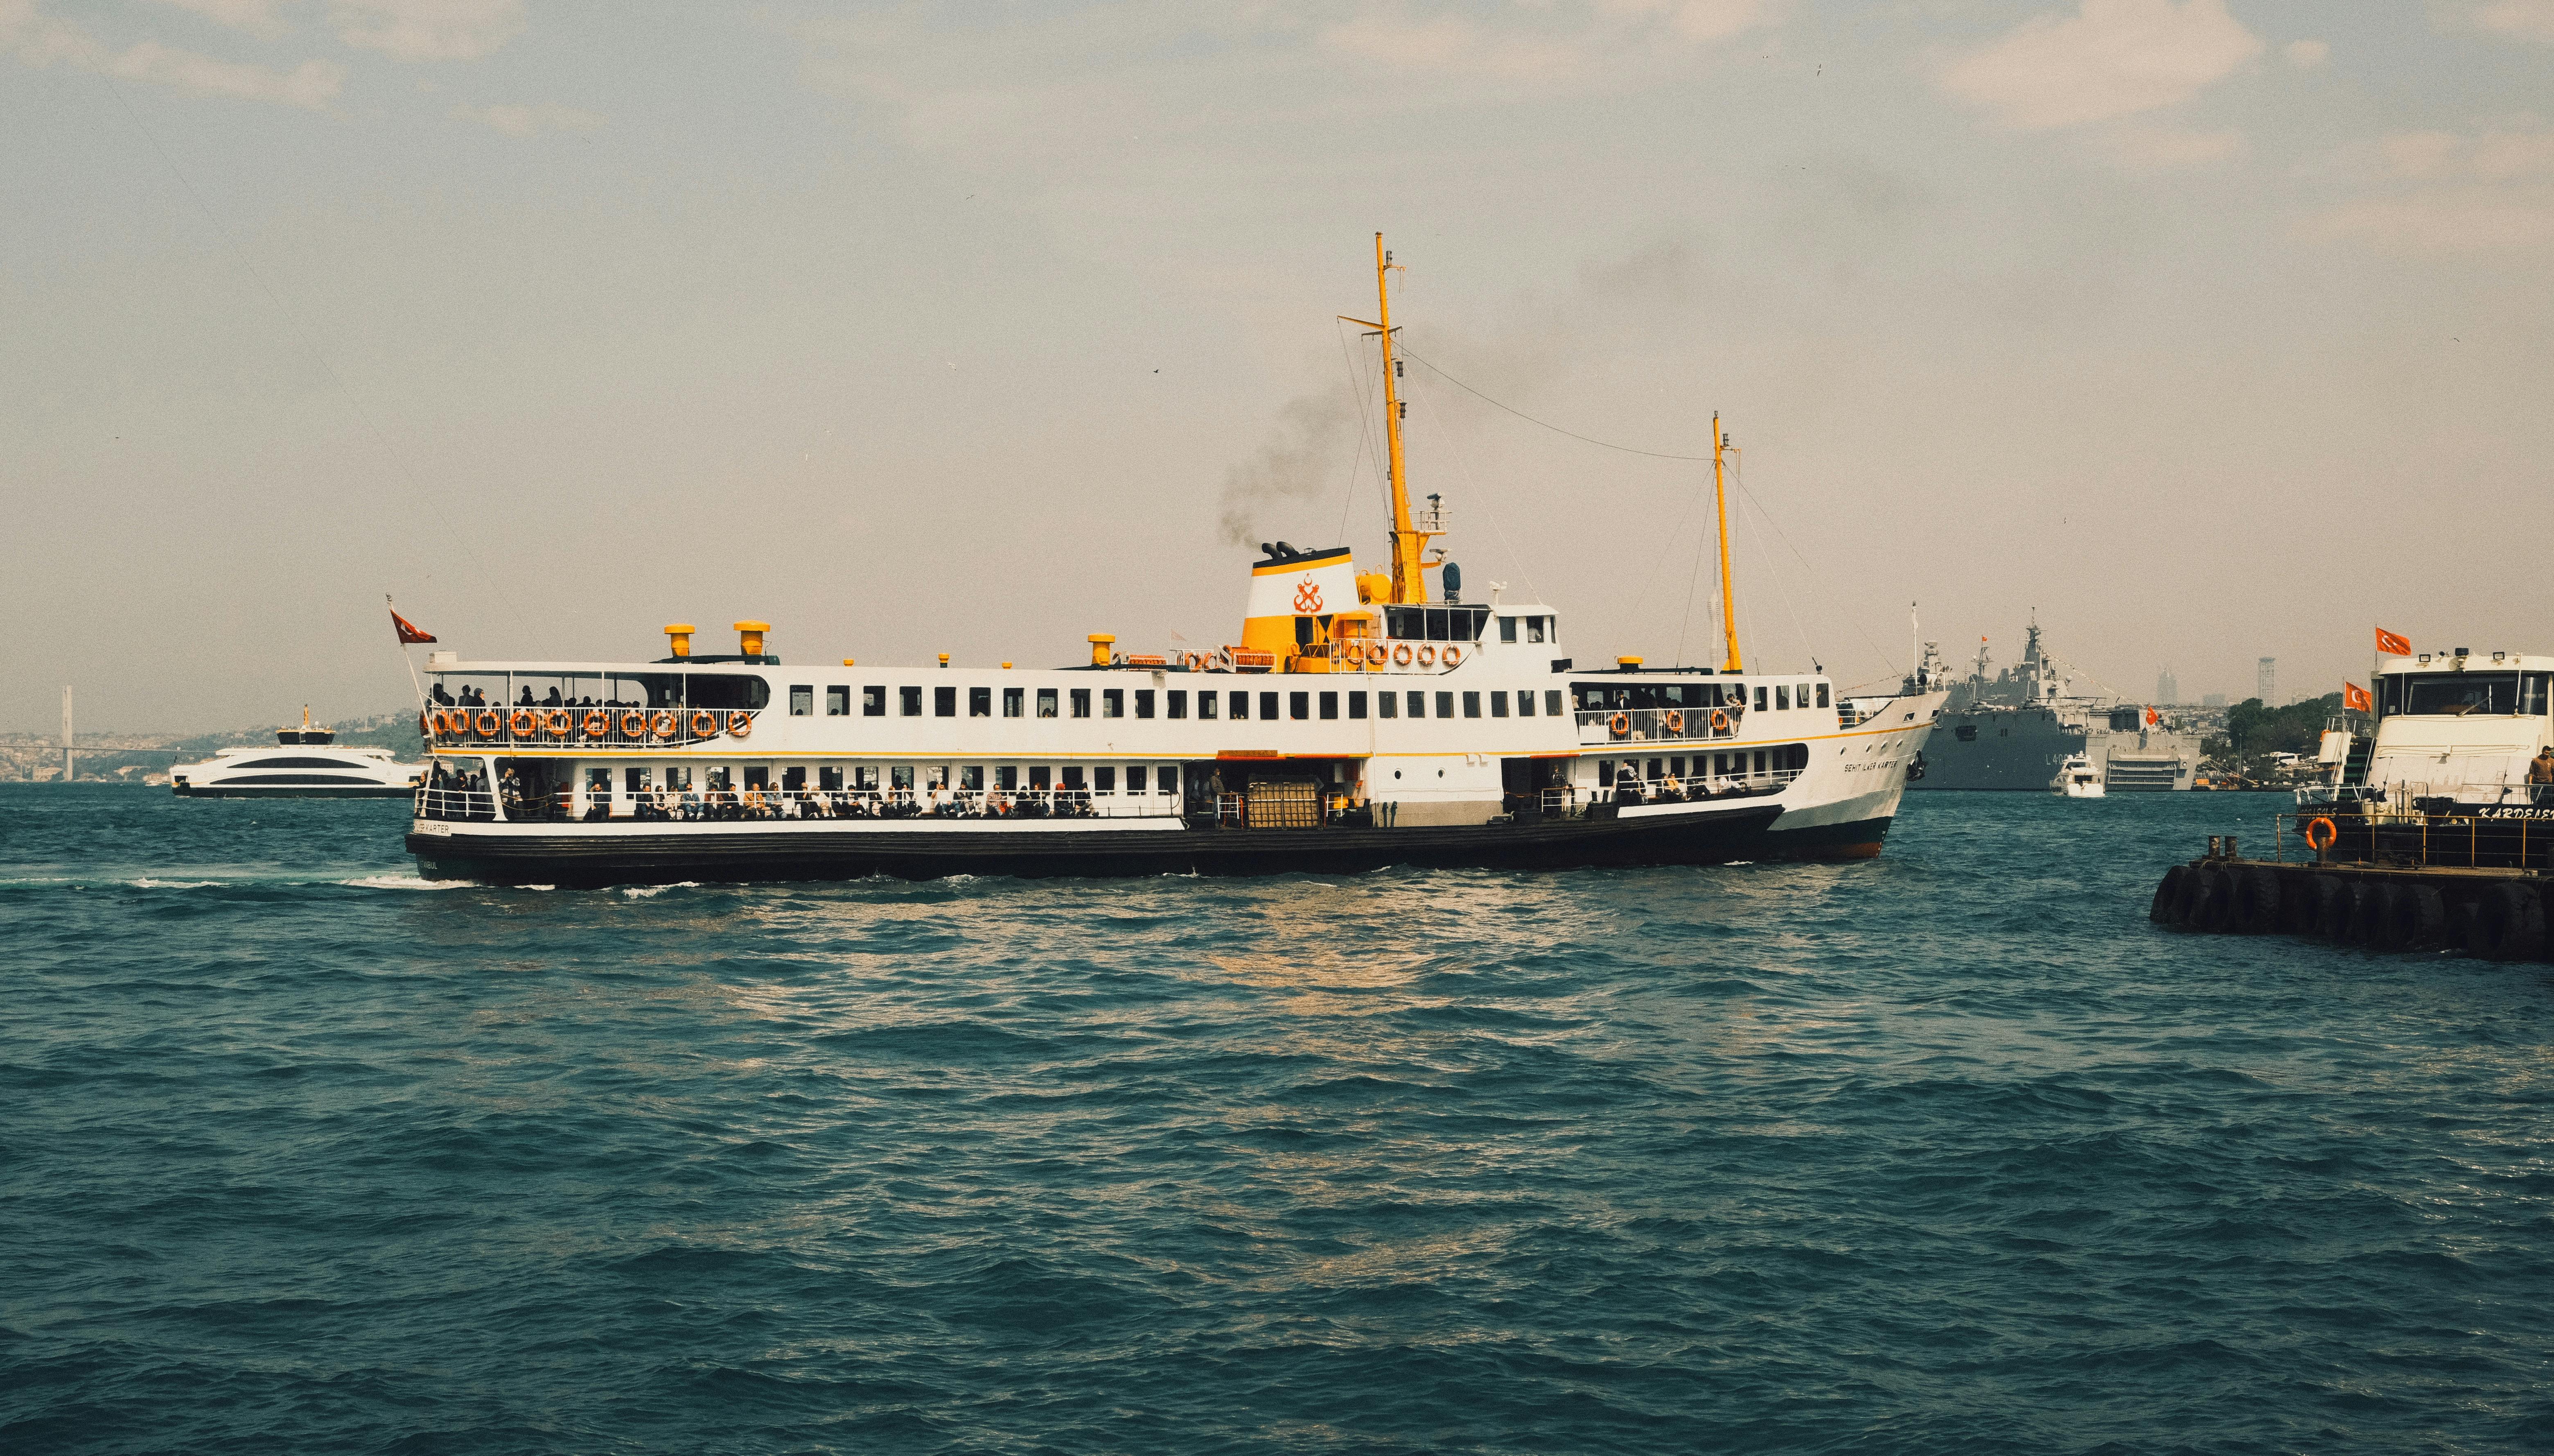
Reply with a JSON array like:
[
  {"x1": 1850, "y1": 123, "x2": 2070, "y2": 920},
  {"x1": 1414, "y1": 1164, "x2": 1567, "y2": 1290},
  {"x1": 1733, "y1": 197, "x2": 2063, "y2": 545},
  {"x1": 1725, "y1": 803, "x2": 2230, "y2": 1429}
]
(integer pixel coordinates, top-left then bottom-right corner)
[{"x1": 403, "y1": 237, "x2": 1945, "y2": 885}]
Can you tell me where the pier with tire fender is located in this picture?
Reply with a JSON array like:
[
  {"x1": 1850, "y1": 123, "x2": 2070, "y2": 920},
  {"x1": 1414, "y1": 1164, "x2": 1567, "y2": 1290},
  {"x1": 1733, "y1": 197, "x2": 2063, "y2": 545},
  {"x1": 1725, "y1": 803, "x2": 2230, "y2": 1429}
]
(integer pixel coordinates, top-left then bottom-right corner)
[{"x1": 2150, "y1": 828, "x2": 2554, "y2": 961}]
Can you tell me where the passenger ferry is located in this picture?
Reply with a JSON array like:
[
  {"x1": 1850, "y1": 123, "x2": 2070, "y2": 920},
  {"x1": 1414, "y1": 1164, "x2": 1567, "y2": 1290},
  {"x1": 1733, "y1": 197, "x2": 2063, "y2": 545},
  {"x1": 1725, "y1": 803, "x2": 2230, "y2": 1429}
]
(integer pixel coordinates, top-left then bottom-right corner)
[
  {"x1": 404, "y1": 240, "x2": 1946, "y2": 885},
  {"x1": 174, "y1": 709, "x2": 425, "y2": 798}
]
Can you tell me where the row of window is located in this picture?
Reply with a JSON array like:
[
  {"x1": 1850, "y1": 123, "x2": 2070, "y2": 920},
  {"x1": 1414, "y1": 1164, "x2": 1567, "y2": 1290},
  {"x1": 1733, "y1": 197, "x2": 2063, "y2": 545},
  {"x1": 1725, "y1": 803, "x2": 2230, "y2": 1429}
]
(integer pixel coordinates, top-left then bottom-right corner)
[
  {"x1": 602, "y1": 763, "x2": 1186, "y2": 795},
  {"x1": 1570, "y1": 681, "x2": 1829, "y2": 713},
  {"x1": 1595, "y1": 744, "x2": 1810, "y2": 784},
  {"x1": 788, "y1": 684, "x2": 1577, "y2": 723}
]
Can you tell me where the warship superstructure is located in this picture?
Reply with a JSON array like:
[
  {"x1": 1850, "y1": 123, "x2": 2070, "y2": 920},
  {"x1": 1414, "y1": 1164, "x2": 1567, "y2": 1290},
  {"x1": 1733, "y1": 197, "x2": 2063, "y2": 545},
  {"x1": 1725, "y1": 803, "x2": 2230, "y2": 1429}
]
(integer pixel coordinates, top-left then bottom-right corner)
[{"x1": 1910, "y1": 622, "x2": 2201, "y2": 792}]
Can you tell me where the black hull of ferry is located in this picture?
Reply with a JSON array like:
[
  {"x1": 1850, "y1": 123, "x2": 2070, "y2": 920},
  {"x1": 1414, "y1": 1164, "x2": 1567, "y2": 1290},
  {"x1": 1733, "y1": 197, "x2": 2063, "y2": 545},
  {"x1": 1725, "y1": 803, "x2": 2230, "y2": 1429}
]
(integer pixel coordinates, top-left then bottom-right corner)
[{"x1": 407, "y1": 806, "x2": 1895, "y2": 887}]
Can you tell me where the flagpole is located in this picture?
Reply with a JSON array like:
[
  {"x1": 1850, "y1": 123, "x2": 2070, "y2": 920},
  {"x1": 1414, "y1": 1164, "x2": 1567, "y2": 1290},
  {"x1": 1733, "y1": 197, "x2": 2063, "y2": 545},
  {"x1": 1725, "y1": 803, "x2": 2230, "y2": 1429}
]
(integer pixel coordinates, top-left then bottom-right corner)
[{"x1": 389, "y1": 594, "x2": 426, "y2": 714}]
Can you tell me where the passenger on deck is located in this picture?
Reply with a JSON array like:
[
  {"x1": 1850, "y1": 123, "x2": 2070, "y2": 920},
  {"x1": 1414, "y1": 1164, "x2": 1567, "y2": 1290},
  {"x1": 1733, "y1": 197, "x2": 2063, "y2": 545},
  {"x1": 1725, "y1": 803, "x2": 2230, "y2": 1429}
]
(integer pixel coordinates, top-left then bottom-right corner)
[
  {"x1": 543, "y1": 687, "x2": 563, "y2": 707},
  {"x1": 517, "y1": 687, "x2": 535, "y2": 706},
  {"x1": 431, "y1": 683, "x2": 454, "y2": 705},
  {"x1": 2531, "y1": 746, "x2": 2554, "y2": 802}
]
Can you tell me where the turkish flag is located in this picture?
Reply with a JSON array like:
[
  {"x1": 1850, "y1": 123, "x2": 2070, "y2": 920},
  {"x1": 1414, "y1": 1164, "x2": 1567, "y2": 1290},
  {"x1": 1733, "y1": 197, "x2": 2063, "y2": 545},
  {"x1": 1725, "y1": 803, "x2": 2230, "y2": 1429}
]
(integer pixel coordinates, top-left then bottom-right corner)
[
  {"x1": 2344, "y1": 681, "x2": 2373, "y2": 713},
  {"x1": 2145, "y1": 707, "x2": 2160, "y2": 726},
  {"x1": 2375, "y1": 627, "x2": 2411, "y2": 656},
  {"x1": 391, "y1": 608, "x2": 437, "y2": 645}
]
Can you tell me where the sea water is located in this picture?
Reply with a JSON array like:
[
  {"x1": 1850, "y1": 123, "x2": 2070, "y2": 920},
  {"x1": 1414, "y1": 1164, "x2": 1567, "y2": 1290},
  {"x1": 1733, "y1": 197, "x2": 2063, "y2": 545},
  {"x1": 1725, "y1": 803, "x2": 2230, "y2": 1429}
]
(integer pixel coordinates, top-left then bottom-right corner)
[{"x1": 2, "y1": 784, "x2": 2547, "y2": 1454}]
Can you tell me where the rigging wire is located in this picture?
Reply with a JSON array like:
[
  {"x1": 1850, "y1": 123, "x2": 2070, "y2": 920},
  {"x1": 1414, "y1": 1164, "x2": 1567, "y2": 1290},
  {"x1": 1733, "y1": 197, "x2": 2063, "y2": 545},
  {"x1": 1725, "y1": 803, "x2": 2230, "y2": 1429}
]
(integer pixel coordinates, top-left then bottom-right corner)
[
  {"x1": 1396, "y1": 346, "x2": 1710, "y2": 461},
  {"x1": 1403, "y1": 367, "x2": 1545, "y2": 607},
  {"x1": 1333, "y1": 318, "x2": 1385, "y2": 545}
]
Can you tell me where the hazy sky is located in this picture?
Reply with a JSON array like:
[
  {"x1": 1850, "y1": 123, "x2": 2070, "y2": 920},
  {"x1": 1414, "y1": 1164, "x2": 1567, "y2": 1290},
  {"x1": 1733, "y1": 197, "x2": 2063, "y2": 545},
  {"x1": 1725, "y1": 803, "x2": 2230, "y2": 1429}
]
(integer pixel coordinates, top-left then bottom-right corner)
[{"x1": 7, "y1": 0, "x2": 2551, "y2": 732}]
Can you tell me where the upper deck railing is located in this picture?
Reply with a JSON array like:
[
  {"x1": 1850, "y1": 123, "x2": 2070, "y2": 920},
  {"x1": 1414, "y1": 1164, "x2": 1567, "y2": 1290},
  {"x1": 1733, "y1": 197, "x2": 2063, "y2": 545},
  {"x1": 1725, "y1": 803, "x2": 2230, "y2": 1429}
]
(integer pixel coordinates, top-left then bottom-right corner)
[
  {"x1": 424, "y1": 703, "x2": 752, "y2": 751},
  {"x1": 1576, "y1": 705, "x2": 1746, "y2": 746}
]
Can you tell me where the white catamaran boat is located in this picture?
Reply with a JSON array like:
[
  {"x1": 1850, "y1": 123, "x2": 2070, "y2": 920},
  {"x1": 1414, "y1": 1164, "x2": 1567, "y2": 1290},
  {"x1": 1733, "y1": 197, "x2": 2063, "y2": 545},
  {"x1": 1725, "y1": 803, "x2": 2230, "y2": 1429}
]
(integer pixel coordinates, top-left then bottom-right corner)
[
  {"x1": 173, "y1": 709, "x2": 426, "y2": 798},
  {"x1": 403, "y1": 240, "x2": 1945, "y2": 885}
]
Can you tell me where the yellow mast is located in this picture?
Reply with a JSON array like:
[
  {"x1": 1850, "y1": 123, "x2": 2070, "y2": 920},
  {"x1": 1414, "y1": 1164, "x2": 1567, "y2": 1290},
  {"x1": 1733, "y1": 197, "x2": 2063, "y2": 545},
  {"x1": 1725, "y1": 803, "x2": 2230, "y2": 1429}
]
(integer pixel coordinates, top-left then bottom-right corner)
[
  {"x1": 1339, "y1": 233, "x2": 1433, "y2": 604},
  {"x1": 1712, "y1": 412, "x2": 1742, "y2": 672}
]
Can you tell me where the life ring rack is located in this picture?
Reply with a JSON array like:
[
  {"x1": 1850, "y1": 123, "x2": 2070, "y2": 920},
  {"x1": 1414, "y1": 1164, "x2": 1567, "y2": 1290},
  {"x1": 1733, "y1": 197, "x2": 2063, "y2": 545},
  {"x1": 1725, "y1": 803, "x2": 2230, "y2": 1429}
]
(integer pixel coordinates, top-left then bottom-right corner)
[
  {"x1": 2304, "y1": 816, "x2": 2339, "y2": 853},
  {"x1": 648, "y1": 709, "x2": 679, "y2": 739},
  {"x1": 1662, "y1": 709, "x2": 1682, "y2": 733},
  {"x1": 1392, "y1": 643, "x2": 1413, "y2": 667},
  {"x1": 508, "y1": 708, "x2": 539, "y2": 738},
  {"x1": 473, "y1": 710, "x2": 502, "y2": 739},
  {"x1": 1415, "y1": 644, "x2": 1437, "y2": 668},
  {"x1": 726, "y1": 711, "x2": 754, "y2": 738},
  {"x1": 1609, "y1": 712, "x2": 1631, "y2": 739},
  {"x1": 619, "y1": 710, "x2": 649, "y2": 739},
  {"x1": 581, "y1": 710, "x2": 611, "y2": 737},
  {"x1": 543, "y1": 710, "x2": 571, "y2": 739},
  {"x1": 1709, "y1": 708, "x2": 1731, "y2": 734},
  {"x1": 1442, "y1": 645, "x2": 1462, "y2": 667}
]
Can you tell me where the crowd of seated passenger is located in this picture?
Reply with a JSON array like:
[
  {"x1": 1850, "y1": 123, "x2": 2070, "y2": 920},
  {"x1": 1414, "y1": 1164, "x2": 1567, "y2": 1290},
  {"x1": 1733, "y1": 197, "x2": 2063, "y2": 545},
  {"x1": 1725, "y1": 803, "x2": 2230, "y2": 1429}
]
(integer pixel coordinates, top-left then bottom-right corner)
[{"x1": 602, "y1": 786, "x2": 1111, "y2": 822}]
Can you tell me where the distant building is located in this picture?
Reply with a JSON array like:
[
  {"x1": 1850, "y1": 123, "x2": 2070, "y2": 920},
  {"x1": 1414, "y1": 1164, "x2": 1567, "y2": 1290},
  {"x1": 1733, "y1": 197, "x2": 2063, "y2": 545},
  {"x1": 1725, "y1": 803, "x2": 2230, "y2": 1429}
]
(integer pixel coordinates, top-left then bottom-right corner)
[
  {"x1": 2202, "y1": 693, "x2": 2228, "y2": 708},
  {"x1": 2257, "y1": 656, "x2": 2277, "y2": 705},
  {"x1": 2156, "y1": 669, "x2": 2178, "y2": 705}
]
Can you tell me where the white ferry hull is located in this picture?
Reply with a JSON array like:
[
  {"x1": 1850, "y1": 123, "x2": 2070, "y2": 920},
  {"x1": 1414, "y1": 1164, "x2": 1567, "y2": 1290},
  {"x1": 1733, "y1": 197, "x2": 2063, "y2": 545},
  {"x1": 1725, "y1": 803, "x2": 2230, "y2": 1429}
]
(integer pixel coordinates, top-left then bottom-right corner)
[{"x1": 179, "y1": 782, "x2": 415, "y2": 799}]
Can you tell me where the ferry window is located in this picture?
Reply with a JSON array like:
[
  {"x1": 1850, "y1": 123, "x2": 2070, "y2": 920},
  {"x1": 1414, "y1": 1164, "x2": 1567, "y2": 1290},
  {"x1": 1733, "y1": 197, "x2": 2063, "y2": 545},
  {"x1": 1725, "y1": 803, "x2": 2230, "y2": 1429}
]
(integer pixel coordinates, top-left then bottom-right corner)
[
  {"x1": 1004, "y1": 687, "x2": 1024, "y2": 718},
  {"x1": 2405, "y1": 673, "x2": 2520, "y2": 714},
  {"x1": 1260, "y1": 692, "x2": 1280, "y2": 720},
  {"x1": 864, "y1": 685, "x2": 885, "y2": 716},
  {"x1": 854, "y1": 766, "x2": 879, "y2": 790},
  {"x1": 1463, "y1": 692, "x2": 1481, "y2": 719},
  {"x1": 677, "y1": 766, "x2": 702, "y2": 793},
  {"x1": 1228, "y1": 691, "x2": 1249, "y2": 720},
  {"x1": 819, "y1": 767, "x2": 843, "y2": 791},
  {"x1": 1775, "y1": 685, "x2": 1789, "y2": 711},
  {"x1": 742, "y1": 766, "x2": 768, "y2": 791},
  {"x1": 1647, "y1": 758, "x2": 1663, "y2": 780},
  {"x1": 1527, "y1": 617, "x2": 1546, "y2": 644},
  {"x1": 1425, "y1": 609, "x2": 1450, "y2": 642},
  {"x1": 1160, "y1": 765, "x2": 1179, "y2": 795},
  {"x1": 2378, "y1": 675, "x2": 2402, "y2": 716},
  {"x1": 1071, "y1": 689, "x2": 1092, "y2": 719},
  {"x1": 782, "y1": 766, "x2": 806, "y2": 791},
  {"x1": 1795, "y1": 682, "x2": 1809, "y2": 708},
  {"x1": 1491, "y1": 692, "x2": 1509, "y2": 718},
  {"x1": 1379, "y1": 692, "x2": 1397, "y2": 719},
  {"x1": 1517, "y1": 691, "x2": 1534, "y2": 718},
  {"x1": 826, "y1": 685, "x2": 849, "y2": 716},
  {"x1": 1135, "y1": 690, "x2": 1155, "y2": 719},
  {"x1": 1545, "y1": 690, "x2": 1563, "y2": 717},
  {"x1": 1349, "y1": 692, "x2": 1367, "y2": 720},
  {"x1": 1291, "y1": 692, "x2": 1309, "y2": 721},
  {"x1": 624, "y1": 766, "x2": 649, "y2": 794},
  {"x1": 970, "y1": 687, "x2": 991, "y2": 717},
  {"x1": 891, "y1": 765, "x2": 915, "y2": 791},
  {"x1": 1095, "y1": 766, "x2": 1116, "y2": 793},
  {"x1": 1816, "y1": 683, "x2": 1830, "y2": 708},
  {"x1": 1500, "y1": 616, "x2": 1518, "y2": 642},
  {"x1": 2525, "y1": 674, "x2": 2549, "y2": 715},
  {"x1": 934, "y1": 686, "x2": 956, "y2": 717},
  {"x1": 1037, "y1": 689, "x2": 1058, "y2": 718},
  {"x1": 1198, "y1": 691, "x2": 1217, "y2": 720},
  {"x1": 1752, "y1": 751, "x2": 1767, "y2": 776},
  {"x1": 790, "y1": 685, "x2": 813, "y2": 716},
  {"x1": 1318, "y1": 692, "x2": 1337, "y2": 720},
  {"x1": 1029, "y1": 766, "x2": 1050, "y2": 790},
  {"x1": 961, "y1": 766, "x2": 984, "y2": 791},
  {"x1": 900, "y1": 686, "x2": 922, "y2": 717},
  {"x1": 1437, "y1": 692, "x2": 1455, "y2": 719},
  {"x1": 1387, "y1": 606, "x2": 1423, "y2": 639},
  {"x1": 997, "y1": 766, "x2": 1016, "y2": 791},
  {"x1": 1753, "y1": 685, "x2": 1768, "y2": 712},
  {"x1": 1168, "y1": 690, "x2": 1187, "y2": 719},
  {"x1": 1103, "y1": 689, "x2": 1123, "y2": 719},
  {"x1": 1598, "y1": 760, "x2": 1615, "y2": 787},
  {"x1": 1408, "y1": 691, "x2": 1427, "y2": 718},
  {"x1": 1127, "y1": 766, "x2": 1147, "y2": 794},
  {"x1": 1061, "y1": 766, "x2": 1086, "y2": 791},
  {"x1": 689, "y1": 675, "x2": 771, "y2": 711}
]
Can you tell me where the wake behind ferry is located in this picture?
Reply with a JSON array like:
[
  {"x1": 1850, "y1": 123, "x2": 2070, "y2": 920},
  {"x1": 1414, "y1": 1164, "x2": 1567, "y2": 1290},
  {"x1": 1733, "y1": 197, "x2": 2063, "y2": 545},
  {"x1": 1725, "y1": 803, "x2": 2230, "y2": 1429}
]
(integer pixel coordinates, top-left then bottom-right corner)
[{"x1": 403, "y1": 240, "x2": 1945, "y2": 885}]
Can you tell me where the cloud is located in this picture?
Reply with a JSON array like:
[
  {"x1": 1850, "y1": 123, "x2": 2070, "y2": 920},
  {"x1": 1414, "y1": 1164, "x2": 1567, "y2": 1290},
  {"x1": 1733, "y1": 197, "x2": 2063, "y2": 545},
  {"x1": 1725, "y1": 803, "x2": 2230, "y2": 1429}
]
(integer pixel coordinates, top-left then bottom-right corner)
[
  {"x1": 0, "y1": 0, "x2": 341, "y2": 107},
  {"x1": 1316, "y1": 0, "x2": 1779, "y2": 86},
  {"x1": 2308, "y1": 124, "x2": 2554, "y2": 253},
  {"x1": 453, "y1": 101, "x2": 603, "y2": 135},
  {"x1": 1936, "y1": 0, "x2": 2265, "y2": 131},
  {"x1": 2105, "y1": 124, "x2": 2244, "y2": 170},
  {"x1": 143, "y1": 0, "x2": 290, "y2": 35},
  {"x1": 2283, "y1": 38, "x2": 2328, "y2": 67},
  {"x1": 2468, "y1": 0, "x2": 2554, "y2": 42},
  {"x1": 327, "y1": 0, "x2": 523, "y2": 61}
]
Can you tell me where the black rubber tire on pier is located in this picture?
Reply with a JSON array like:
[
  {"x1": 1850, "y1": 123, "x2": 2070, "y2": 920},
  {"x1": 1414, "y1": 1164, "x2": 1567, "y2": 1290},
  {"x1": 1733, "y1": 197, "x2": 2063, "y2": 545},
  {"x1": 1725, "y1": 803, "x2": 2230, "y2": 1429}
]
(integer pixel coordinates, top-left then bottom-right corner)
[
  {"x1": 2467, "y1": 881, "x2": 2548, "y2": 962},
  {"x1": 2172, "y1": 865, "x2": 2209, "y2": 927},
  {"x1": 2192, "y1": 866, "x2": 2238, "y2": 933},
  {"x1": 2151, "y1": 865, "x2": 2189, "y2": 925},
  {"x1": 2275, "y1": 870, "x2": 2317, "y2": 935},
  {"x1": 2380, "y1": 884, "x2": 2446, "y2": 951},
  {"x1": 2233, "y1": 865, "x2": 2282, "y2": 935},
  {"x1": 2345, "y1": 881, "x2": 2392, "y2": 945},
  {"x1": 2311, "y1": 876, "x2": 2353, "y2": 940}
]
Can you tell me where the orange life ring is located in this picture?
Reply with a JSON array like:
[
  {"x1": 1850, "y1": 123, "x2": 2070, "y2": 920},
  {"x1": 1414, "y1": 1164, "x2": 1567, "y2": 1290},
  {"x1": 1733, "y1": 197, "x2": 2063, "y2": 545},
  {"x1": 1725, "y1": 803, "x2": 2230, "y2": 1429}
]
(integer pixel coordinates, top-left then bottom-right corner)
[
  {"x1": 2304, "y1": 816, "x2": 2339, "y2": 852},
  {"x1": 1441, "y1": 646, "x2": 1462, "y2": 667},
  {"x1": 582, "y1": 710, "x2": 610, "y2": 737},
  {"x1": 619, "y1": 710, "x2": 648, "y2": 738},
  {"x1": 1392, "y1": 643, "x2": 1413, "y2": 667},
  {"x1": 689, "y1": 710, "x2": 717, "y2": 738},
  {"x1": 1709, "y1": 709, "x2": 1730, "y2": 733},
  {"x1": 1365, "y1": 642, "x2": 1386, "y2": 665},
  {"x1": 473, "y1": 710, "x2": 501, "y2": 738},
  {"x1": 418, "y1": 710, "x2": 431, "y2": 737},
  {"x1": 1662, "y1": 709, "x2": 1683, "y2": 733},
  {"x1": 509, "y1": 708, "x2": 538, "y2": 737},
  {"x1": 543, "y1": 710, "x2": 571, "y2": 738},
  {"x1": 1183, "y1": 651, "x2": 1207, "y2": 673},
  {"x1": 649, "y1": 710, "x2": 678, "y2": 738},
  {"x1": 1416, "y1": 645, "x2": 1437, "y2": 668},
  {"x1": 726, "y1": 711, "x2": 752, "y2": 737},
  {"x1": 1609, "y1": 712, "x2": 1631, "y2": 739}
]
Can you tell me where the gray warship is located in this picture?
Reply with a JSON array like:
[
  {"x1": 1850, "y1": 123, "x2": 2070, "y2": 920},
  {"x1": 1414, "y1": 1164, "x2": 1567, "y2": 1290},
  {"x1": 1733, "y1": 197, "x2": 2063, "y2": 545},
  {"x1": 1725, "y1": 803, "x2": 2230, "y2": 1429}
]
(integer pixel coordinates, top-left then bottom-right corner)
[{"x1": 1908, "y1": 623, "x2": 2201, "y2": 792}]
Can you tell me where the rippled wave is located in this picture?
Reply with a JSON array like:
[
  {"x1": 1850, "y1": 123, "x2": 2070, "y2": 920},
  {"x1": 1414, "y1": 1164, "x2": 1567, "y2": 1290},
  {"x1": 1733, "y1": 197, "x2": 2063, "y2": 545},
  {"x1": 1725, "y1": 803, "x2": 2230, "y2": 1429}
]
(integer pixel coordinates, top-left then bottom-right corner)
[{"x1": 3, "y1": 785, "x2": 2548, "y2": 1454}]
